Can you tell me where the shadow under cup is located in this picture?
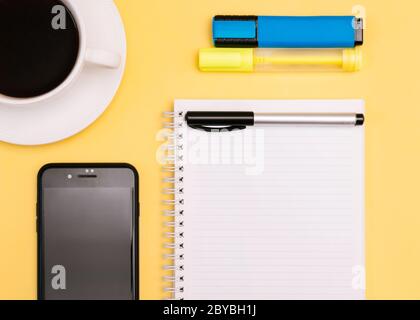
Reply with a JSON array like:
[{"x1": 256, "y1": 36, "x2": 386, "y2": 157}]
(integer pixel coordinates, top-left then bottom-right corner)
[{"x1": 0, "y1": 0, "x2": 80, "y2": 99}]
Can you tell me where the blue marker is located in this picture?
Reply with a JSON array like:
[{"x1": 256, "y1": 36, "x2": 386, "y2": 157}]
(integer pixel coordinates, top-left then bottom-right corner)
[{"x1": 213, "y1": 15, "x2": 363, "y2": 48}]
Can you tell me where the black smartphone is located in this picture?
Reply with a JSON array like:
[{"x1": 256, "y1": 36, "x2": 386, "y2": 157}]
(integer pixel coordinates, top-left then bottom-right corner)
[{"x1": 37, "y1": 164, "x2": 139, "y2": 300}]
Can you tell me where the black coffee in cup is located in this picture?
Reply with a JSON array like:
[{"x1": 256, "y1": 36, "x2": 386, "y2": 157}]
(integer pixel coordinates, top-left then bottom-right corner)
[{"x1": 0, "y1": 0, "x2": 79, "y2": 98}]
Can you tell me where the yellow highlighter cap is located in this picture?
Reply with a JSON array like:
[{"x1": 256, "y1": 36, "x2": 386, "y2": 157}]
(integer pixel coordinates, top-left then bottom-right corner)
[
  {"x1": 199, "y1": 48, "x2": 254, "y2": 72},
  {"x1": 342, "y1": 47, "x2": 363, "y2": 72}
]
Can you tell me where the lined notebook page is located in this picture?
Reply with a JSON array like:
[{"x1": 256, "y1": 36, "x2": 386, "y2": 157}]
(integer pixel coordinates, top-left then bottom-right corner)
[{"x1": 173, "y1": 100, "x2": 365, "y2": 300}]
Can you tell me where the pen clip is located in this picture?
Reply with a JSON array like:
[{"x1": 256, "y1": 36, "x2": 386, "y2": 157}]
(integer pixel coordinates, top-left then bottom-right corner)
[{"x1": 188, "y1": 124, "x2": 247, "y2": 132}]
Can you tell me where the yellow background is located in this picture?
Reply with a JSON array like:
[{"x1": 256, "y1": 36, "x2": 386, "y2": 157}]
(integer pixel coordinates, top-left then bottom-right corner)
[{"x1": 1, "y1": 0, "x2": 420, "y2": 300}]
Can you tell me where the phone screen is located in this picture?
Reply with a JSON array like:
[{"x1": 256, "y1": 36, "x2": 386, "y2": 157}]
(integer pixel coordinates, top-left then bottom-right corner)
[{"x1": 38, "y1": 166, "x2": 138, "y2": 300}]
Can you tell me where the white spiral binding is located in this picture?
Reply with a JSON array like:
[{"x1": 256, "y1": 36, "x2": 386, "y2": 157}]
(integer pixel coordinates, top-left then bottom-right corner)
[{"x1": 163, "y1": 110, "x2": 185, "y2": 300}]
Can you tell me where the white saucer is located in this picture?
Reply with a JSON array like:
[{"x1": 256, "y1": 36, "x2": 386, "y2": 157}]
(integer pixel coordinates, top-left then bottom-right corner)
[{"x1": 0, "y1": 0, "x2": 126, "y2": 145}]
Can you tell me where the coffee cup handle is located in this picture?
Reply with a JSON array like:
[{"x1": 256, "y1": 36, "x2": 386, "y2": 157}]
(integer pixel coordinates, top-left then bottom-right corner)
[{"x1": 85, "y1": 48, "x2": 121, "y2": 69}]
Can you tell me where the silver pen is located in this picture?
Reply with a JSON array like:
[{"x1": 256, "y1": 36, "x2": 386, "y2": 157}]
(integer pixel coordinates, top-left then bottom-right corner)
[{"x1": 185, "y1": 111, "x2": 364, "y2": 131}]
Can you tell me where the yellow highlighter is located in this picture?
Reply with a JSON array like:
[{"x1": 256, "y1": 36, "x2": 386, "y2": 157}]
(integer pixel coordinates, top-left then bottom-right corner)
[{"x1": 199, "y1": 47, "x2": 362, "y2": 72}]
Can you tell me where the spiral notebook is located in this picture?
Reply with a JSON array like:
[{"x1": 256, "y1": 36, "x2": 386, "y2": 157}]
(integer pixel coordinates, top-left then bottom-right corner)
[{"x1": 163, "y1": 100, "x2": 365, "y2": 300}]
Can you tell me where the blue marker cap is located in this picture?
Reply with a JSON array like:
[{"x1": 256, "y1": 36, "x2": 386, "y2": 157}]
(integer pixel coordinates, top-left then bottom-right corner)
[{"x1": 213, "y1": 15, "x2": 363, "y2": 48}]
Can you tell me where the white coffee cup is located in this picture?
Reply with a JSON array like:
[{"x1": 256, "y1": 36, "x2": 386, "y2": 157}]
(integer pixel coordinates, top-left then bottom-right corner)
[{"x1": 0, "y1": 0, "x2": 121, "y2": 106}]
